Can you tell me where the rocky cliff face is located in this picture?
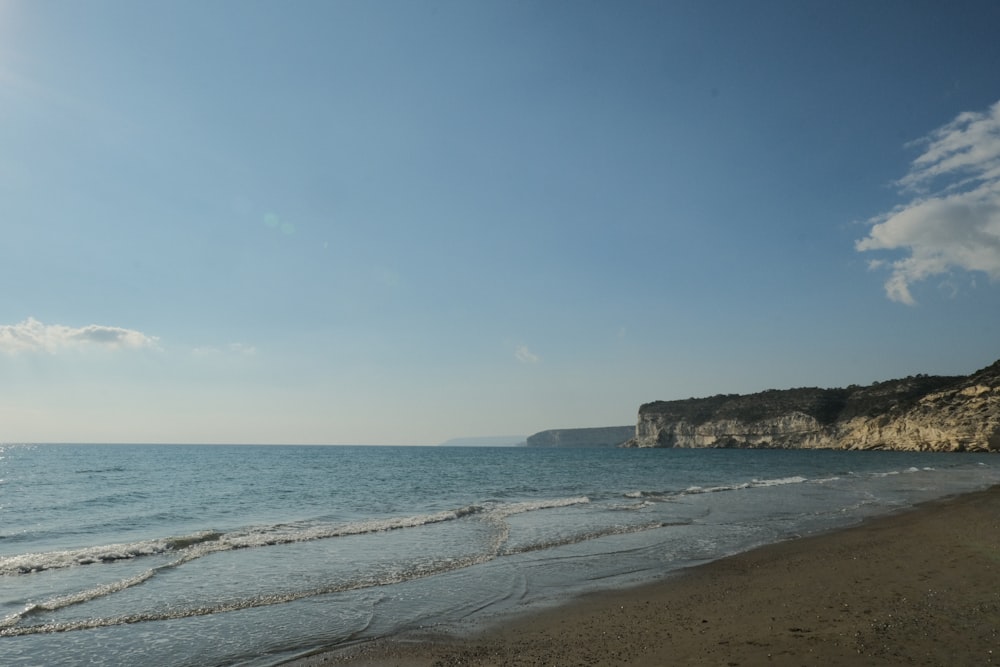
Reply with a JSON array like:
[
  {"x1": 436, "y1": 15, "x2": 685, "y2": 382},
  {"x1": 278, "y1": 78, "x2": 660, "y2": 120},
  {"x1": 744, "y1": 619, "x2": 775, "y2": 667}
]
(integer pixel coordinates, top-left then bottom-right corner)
[
  {"x1": 625, "y1": 360, "x2": 1000, "y2": 452},
  {"x1": 526, "y1": 426, "x2": 635, "y2": 448}
]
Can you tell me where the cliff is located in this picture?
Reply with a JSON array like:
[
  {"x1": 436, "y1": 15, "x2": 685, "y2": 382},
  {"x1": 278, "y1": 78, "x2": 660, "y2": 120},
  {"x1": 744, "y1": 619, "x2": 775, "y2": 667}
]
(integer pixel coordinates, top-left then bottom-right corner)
[
  {"x1": 526, "y1": 426, "x2": 635, "y2": 448},
  {"x1": 624, "y1": 360, "x2": 1000, "y2": 452}
]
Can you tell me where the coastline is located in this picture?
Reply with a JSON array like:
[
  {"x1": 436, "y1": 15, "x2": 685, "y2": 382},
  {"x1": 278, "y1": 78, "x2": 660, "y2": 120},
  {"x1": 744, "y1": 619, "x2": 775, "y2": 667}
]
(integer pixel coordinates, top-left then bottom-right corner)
[{"x1": 285, "y1": 485, "x2": 1000, "y2": 666}]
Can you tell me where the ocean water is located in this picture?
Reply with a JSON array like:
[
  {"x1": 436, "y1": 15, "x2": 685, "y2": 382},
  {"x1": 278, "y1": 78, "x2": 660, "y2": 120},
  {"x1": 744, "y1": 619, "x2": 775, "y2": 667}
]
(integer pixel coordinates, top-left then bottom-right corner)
[{"x1": 2, "y1": 444, "x2": 999, "y2": 666}]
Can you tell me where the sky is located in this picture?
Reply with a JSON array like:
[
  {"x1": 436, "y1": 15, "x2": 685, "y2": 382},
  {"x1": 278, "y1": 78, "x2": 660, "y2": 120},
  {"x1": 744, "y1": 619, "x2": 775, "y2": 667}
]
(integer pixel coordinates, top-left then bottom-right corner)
[{"x1": 1, "y1": 0, "x2": 999, "y2": 445}]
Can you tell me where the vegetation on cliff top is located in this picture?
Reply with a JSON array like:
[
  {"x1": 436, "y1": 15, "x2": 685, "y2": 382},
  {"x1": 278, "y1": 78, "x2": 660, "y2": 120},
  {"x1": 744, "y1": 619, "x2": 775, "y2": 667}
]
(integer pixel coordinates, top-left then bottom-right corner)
[{"x1": 637, "y1": 367, "x2": 993, "y2": 426}]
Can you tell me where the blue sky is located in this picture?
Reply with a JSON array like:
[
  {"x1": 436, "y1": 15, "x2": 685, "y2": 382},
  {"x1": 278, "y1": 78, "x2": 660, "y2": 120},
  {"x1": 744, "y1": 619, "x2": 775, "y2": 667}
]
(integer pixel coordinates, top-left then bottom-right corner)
[{"x1": 2, "y1": 0, "x2": 999, "y2": 445}]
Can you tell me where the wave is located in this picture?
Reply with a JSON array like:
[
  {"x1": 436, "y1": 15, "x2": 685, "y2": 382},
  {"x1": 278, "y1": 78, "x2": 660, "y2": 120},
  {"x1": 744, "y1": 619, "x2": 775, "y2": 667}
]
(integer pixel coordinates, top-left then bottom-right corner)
[
  {"x1": 0, "y1": 567, "x2": 159, "y2": 630},
  {"x1": 624, "y1": 464, "x2": 956, "y2": 502},
  {"x1": 500, "y1": 519, "x2": 686, "y2": 557},
  {"x1": 624, "y1": 490, "x2": 671, "y2": 500},
  {"x1": 0, "y1": 531, "x2": 225, "y2": 575},
  {"x1": 486, "y1": 496, "x2": 589, "y2": 518},
  {"x1": 872, "y1": 466, "x2": 928, "y2": 478},
  {"x1": 0, "y1": 558, "x2": 473, "y2": 637},
  {"x1": 624, "y1": 475, "x2": 811, "y2": 501},
  {"x1": 0, "y1": 496, "x2": 596, "y2": 637},
  {"x1": 751, "y1": 475, "x2": 810, "y2": 487},
  {"x1": 0, "y1": 497, "x2": 591, "y2": 577},
  {"x1": 691, "y1": 474, "x2": 808, "y2": 493}
]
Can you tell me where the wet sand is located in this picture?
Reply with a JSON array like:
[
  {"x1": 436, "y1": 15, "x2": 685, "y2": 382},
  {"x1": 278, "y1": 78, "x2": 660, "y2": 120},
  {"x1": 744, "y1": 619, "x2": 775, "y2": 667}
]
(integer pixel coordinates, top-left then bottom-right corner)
[{"x1": 287, "y1": 486, "x2": 1000, "y2": 666}]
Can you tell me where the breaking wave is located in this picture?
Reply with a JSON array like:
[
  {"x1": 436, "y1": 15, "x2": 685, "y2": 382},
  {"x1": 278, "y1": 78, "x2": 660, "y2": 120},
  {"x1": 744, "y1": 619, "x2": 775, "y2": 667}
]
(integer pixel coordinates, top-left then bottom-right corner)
[
  {"x1": 0, "y1": 496, "x2": 598, "y2": 636},
  {"x1": 624, "y1": 464, "x2": 953, "y2": 503},
  {"x1": 1, "y1": 497, "x2": 589, "y2": 577}
]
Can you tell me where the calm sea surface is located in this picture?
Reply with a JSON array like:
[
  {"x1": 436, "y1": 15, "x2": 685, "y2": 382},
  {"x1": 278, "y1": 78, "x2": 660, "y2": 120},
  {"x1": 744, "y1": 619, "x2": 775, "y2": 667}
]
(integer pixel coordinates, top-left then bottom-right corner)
[{"x1": 2, "y1": 444, "x2": 999, "y2": 666}]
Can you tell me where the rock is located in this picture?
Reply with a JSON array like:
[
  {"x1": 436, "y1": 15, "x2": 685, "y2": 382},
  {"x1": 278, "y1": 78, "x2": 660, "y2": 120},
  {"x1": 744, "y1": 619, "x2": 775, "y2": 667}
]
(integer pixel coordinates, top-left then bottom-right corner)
[{"x1": 624, "y1": 360, "x2": 1000, "y2": 452}]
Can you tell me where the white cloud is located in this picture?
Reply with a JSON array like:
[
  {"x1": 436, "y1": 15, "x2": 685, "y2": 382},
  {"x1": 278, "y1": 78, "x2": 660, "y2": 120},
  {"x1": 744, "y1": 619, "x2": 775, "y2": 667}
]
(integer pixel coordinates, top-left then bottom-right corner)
[
  {"x1": 229, "y1": 342, "x2": 257, "y2": 355},
  {"x1": 857, "y1": 100, "x2": 1000, "y2": 304},
  {"x1": 0, "y1": 317, "x2": 159, "y2": 354},
  {"x1": 514, "y1": 344, "x2": 540, "y2": 364}
]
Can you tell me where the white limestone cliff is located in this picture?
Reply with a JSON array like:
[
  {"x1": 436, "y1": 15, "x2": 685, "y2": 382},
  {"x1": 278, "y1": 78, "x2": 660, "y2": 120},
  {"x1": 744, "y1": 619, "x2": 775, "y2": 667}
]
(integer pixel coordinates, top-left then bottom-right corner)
[{"x1": 626, "y1": 360, "x2": 1000, "y2": 452}]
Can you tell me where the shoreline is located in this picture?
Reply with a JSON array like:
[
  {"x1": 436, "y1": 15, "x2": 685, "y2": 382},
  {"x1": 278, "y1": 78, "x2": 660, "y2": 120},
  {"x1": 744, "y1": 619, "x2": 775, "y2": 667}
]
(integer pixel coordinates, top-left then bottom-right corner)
[{"x1": 285, "y1": 486, "x2": 1000, "y2": 666}]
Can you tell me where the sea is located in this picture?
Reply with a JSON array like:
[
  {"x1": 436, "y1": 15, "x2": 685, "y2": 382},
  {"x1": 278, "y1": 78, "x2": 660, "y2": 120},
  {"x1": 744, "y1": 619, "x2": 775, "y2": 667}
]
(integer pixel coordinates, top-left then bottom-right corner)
[{"x1": 2, "y1": 443, "x2": 999, "y2": 666}]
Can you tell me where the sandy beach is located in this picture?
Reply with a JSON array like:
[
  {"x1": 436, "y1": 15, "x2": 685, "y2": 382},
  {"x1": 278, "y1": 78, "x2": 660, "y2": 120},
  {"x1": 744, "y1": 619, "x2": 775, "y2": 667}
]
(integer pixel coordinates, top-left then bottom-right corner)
[{"x1": 287, "y1": 486, "x2": 1000, "y2": 666}]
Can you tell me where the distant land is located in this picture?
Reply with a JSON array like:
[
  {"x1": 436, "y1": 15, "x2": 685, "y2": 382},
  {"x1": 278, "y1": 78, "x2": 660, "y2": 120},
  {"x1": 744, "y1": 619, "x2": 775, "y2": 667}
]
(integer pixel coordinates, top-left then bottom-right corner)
[
  {"x1": 438, "y1": 435, "x2": 526, "y2": 447},
  {"x1": 525, "y1": 426, "x2": 634, "y2": 448},
  {"x1": 625, "y1": 358, "x2": 1000, "y2": 452}
]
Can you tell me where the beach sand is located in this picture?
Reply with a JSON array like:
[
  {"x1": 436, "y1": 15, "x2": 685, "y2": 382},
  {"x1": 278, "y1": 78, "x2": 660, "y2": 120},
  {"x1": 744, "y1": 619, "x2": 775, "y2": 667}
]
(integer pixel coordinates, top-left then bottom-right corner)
[{"x1": 287, "y1": 486, "x2": 1000, "y2": 666}]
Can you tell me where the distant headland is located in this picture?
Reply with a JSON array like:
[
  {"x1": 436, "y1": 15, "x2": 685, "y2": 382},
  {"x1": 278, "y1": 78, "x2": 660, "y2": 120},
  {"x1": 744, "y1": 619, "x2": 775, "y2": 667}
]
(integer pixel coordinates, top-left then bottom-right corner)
[
  {"x1": 524, "y1": 426, "x2": 634, "y2": 448},
  {"x1": 438, "y1": 435, "x2": 527, "y2": 447}
]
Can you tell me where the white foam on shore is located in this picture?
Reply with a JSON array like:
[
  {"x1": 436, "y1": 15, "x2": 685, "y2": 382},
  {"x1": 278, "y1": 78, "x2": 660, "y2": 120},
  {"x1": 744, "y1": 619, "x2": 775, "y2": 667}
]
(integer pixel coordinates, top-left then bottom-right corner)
[
  {"x1": 0, "y1": 495, "x2": 599, "y2": 638},
  {"x1": 1, "y1": 497, "x2": 597, "y2": 580},
  {"x1": 682, "y1": 475, "x2": 809, "y2": 496},
  {"x1": 0, "y1": 531, "x2": 224, "y2": 576}
]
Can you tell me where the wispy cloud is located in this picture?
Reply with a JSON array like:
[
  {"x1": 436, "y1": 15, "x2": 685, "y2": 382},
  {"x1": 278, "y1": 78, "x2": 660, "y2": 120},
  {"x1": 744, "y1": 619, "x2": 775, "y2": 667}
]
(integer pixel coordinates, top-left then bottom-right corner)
[
  {"x1": 857, "y1": 99, "x2": 1000, "y2": 304},
  {"x1": 193, "y1": 342, "x2": 258, "y2": 357},
  {"x1": 514, "y1": 344, "x2": 540, "y2": 364},
  {"x1": 0, "y1": 318, "x2": 159, "y2": 354}
]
